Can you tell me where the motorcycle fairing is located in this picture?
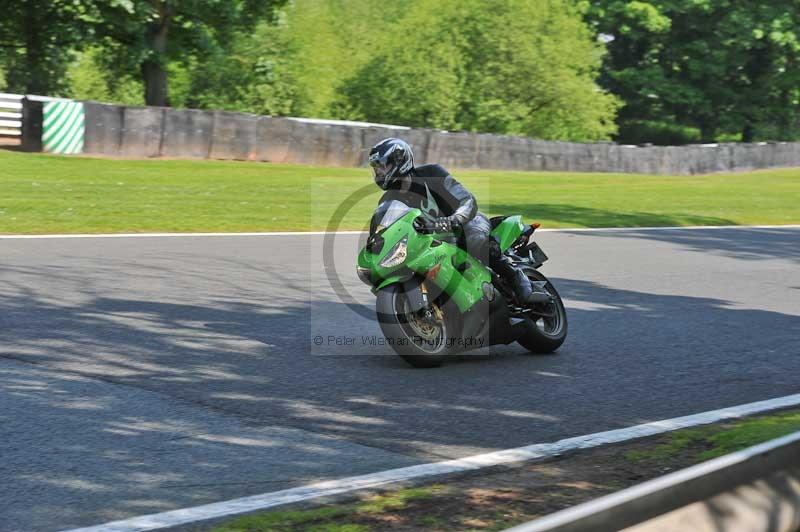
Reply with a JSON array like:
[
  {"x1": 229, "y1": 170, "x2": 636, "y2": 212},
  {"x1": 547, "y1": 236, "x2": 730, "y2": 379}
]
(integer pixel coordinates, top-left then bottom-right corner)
[
  {"x1": 490, "y1": 215, "x2": 527, "y2": 252},
  {"x1": 359, "y1": 207, "x2": 490, "y2": 312}
]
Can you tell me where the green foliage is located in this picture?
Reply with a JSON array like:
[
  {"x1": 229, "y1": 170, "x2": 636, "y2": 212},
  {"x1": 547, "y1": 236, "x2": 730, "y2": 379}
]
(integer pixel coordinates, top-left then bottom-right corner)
[
  {"x1": 67, "y1": 48, "x2": 144, "y2": 105},
  {"x1": 185, "y1": 19, "x2": 306, "y2": 115},
  {"x1": 67, "y1": 47, "x2": 191, "y2": 106},
  {"x1": 0, "y1": 0, "x2": 615, "y2": 141},
  {"x1": 616, "y1": 120, "x2": 700, "y2": 145},
  {"x1": 280, "y1": 0, "x2": 409, "y2": 118},
  {"x1": 459, "y1": 0, "x2": 619, "y2": 140},
  {"x1": 153, "y1": 0, "x2": 618, "y2": 140},
  {"x1": 0, "y1": 0, "x2": 285, "y2": 105},
  {"x1": 89, "y1": 0, "x2": 287, "y2": 106},
  {"x1": 336, "y1": 0, "x2": 620, "y2": 140},
  {"x1": 0, "y1": 0, "x2": 95, "y2": 94},
  {"x1": 333, "y1": 0, "x2": 466, "y2": 129},
  {"x1": 588, "y1": 0, "x2": 800, "y2": 142}
]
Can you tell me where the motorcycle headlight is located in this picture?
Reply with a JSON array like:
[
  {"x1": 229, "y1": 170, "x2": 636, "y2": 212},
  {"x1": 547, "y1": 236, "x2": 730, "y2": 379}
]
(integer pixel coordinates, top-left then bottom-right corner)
[
  {"x1": 379, "y1": 236, "x2": 408, "y2": 268},
  {"x1": 357, "y1": 266, "x2": 372, "y2": 285}
]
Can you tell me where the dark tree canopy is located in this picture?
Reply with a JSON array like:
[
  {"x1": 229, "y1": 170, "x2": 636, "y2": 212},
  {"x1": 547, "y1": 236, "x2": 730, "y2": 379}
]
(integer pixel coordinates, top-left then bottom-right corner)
[
  {"x1": 92, "y1": 0, "x2": 287, "y2": 106},
  {"x1": 588, "y1": 0, "x2": 800, "y2": 143},
  {"x1": 0, "y1": 0, "x2": 94, "y2": 94}
]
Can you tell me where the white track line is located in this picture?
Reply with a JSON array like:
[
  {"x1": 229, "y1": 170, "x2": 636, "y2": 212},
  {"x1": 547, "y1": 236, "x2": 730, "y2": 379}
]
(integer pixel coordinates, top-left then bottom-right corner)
[
  {"x1": 0, "y1": 230, "x2": 365, "y2": 239},
  {"x1": 4, "y1": 224, "x2": 800, "y2": 240},
  {"x1": 64, "y1": 393, "x2": 800, "y2": 532}
]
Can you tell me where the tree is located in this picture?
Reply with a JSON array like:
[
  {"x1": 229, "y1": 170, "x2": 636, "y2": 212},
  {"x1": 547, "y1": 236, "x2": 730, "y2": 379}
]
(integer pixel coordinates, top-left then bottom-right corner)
[
  {"x1": 588, "y1": 0, "x2": 800, "y2": 142},
  {"x1": 275, "y1": 0, "x2": 413, "y2": 118},
  {"x1": 68, "y1": 46, "x2": 146, "y2": 105},
  {"x1": 93, "y1": 0, "x2": 286, "y2": 106},
  {"x1": 336, "y1": 0, "x2": 620, "y2": 140},
  {"x1": 457, "y1": 0, "x2": 620, "y2": 140},
  {"x1": 332, "y1": 0, "x2": 465, "y2": 130},
  {"x1": 184, "y1": 20, "x2": 306, "y2": 116},
  {"x1": 0, "y1": 0, "x2": 94, "y2": 94}
]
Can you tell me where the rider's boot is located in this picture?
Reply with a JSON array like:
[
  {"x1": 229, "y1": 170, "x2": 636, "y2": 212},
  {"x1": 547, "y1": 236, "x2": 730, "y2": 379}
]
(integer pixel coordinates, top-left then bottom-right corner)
[{"x1": 491, "y1": 253, "x2": 550, "y2": 305}]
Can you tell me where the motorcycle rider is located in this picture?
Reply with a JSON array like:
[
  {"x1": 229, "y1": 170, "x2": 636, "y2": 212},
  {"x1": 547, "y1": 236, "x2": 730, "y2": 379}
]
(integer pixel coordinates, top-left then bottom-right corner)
[{"x1": 368, "y1": 137, "x2": 545, "y2": 305}]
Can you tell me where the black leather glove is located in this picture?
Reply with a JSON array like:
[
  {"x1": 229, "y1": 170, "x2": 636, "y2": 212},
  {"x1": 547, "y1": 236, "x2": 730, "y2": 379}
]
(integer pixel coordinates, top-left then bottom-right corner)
[{"x1": 414, "y1": 216, "x2": 460, "y2": 234}]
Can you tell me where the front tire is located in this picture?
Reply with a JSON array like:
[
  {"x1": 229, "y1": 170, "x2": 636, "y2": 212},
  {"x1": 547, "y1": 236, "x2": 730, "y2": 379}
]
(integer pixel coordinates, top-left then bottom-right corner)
[
  {"x1": 516, "y1": 269, "x2": 568, "y2": 353},
  {"x1": 376, "y1": 285, "x2": 449, "y2": 368}
]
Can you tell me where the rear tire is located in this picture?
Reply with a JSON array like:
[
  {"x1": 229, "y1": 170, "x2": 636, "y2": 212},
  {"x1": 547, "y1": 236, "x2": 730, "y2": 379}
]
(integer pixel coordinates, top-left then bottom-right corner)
[
  {"x1": 376, "y1": 284, "x2": 449, "y2": 368},
  {"x1": 516, "y1": 269, "x2": 568, "y2": 354}
]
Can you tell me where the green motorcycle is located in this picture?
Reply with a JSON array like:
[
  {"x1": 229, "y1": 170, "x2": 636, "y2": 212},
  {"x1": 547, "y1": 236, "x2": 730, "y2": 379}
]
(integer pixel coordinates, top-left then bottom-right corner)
[{"x1": 357, "y1": 200, "x2": 568, "y2": 368}]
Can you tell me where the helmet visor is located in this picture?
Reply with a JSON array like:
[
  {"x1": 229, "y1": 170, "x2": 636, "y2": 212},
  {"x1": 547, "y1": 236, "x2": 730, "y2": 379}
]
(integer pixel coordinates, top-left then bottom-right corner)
[{"x1": 369, "y1": 156, "x2": 396, "y2": 179}]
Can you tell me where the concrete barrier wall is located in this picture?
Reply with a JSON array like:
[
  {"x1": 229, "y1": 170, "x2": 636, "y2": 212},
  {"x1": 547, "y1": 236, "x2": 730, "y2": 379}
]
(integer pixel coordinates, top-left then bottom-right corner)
[
  {"x1": 210, "y1": 111, "x2": 258, "y2": 160},
  {"x1": 120, "y1": 107, "x2": 163, "y2": 157},
  {"x1": 77, "y1": 101, "x2": 800, "y2": 174},
  {"x1": 161, "y1": 108, "x2": 213, "y2": 158},
  {"x1": 84, "y1": 102, "x2": 123, "y2": 156}
]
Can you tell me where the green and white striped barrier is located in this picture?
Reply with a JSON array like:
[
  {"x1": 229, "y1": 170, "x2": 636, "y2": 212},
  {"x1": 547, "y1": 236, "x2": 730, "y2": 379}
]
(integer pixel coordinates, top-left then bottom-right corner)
[{"x1": 43, "y1": 100, "x2": 84, "y2": 154}]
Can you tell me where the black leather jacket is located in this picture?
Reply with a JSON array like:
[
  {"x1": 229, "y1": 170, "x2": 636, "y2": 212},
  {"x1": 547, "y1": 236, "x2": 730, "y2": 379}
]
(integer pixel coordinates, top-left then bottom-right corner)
[{"x1": 377, "y1": 164, "x2": 478, "y2": 225}]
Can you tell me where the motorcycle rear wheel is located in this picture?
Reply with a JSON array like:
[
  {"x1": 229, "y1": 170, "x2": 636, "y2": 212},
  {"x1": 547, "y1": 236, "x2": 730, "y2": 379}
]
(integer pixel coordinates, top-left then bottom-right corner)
[
  {"x1": 516, "y1": 269, "x2": 568, "y2": 353},
  {"x1": 376, "y1": 284, "x2": 449, "y2": 368}
]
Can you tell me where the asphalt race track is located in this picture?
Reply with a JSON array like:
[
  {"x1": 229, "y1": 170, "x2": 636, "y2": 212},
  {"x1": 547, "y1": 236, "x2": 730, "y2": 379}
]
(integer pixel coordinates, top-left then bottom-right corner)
[{"x1": 2, "y1": 227, "x2": 799, "y2": 531}]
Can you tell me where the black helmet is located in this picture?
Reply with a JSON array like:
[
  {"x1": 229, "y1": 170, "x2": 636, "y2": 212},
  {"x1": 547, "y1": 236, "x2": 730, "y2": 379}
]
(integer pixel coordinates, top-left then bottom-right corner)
[{"x1": 368, "y1": 138, "x2": 414, "y2": 190}]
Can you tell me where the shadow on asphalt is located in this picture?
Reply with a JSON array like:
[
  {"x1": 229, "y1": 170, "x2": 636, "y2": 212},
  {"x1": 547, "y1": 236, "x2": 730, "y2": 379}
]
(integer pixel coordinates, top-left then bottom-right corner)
[
  {"x1": 575, "y1": 226, "x2": 800, "y2": 263},
  {"x1": 1, "y1": 227, "x2": 799, "y2": 524}
]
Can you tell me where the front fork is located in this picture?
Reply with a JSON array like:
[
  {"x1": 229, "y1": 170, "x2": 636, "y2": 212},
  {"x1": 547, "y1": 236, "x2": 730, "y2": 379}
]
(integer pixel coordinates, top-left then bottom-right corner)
[{"x1": 400, "y1": 277, "x2": 430, "y2": 313}]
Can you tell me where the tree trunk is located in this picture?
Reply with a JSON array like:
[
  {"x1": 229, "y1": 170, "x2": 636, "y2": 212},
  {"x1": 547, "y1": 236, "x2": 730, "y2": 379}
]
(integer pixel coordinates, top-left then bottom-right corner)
[
  {"x1": 23, "y1": 2, "x2": 45, "y2": 94},
  {"x1": 699, "y1": 123, "x2": 715, "y2": 143},
  {"x1": 742, "y1": 122, "x2": 755, "y2": 143},
  {"x1": 142, "y1": 1, "x2": 171, "y2": 107},
  {"x1": 142, "y1": 59, "x2": 169, "y2": 107}
]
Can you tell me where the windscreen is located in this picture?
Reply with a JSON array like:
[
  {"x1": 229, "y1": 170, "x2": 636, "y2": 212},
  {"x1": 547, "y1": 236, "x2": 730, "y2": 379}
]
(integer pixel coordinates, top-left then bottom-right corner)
[{"x1": 370, "y1": 200, "x2": 411, "y2": 234}]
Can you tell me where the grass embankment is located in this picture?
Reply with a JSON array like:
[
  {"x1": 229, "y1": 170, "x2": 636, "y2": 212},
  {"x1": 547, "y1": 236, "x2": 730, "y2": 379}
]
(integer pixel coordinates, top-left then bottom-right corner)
[
  {"x1": 214, "y1": 409, "x2": 800, "y2": 532},
  {"x1": 1, "y1": 150, "x2": 799, "y2": 234}
]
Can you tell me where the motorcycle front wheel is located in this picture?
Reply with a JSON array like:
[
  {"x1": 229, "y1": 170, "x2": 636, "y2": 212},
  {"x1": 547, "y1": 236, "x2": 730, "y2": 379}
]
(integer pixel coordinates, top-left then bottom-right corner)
[{"x1": 376, "y1": 284, "x2": 449, "y2": 368}]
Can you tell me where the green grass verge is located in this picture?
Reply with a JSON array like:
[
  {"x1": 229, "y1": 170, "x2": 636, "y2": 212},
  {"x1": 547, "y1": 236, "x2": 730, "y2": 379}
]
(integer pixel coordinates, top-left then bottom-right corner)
[
  {"x1": 213, "y1": 486, "x2": 443, "y2": 532},
  {"x1": 626, "y1": 409, "x2": 800, "y2": 462},
  {"x1": 1, "y1": 150, "x2": 799, "y2": 234}
]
